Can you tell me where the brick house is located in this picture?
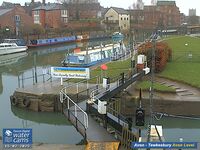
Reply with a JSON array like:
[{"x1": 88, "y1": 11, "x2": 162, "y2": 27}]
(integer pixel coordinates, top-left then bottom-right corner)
[
  {"x1": 104, "y1": 7, "x2": 130, "y2": 32},
  {"x1": 66, "y1": 3, "x2": 101, "y2": 20},
  {"x1": 156, "y1": 1, "x2": 180, "y2": 28},
  {"x1": 32, "y1": 3, "x2": 68, "y2": 29},
  {"x1": 130, "y1": 1, "x2": 180, "y2": 31},
  {"x1": 0, "y1": 4, "x2": 33, "y2": 36}
]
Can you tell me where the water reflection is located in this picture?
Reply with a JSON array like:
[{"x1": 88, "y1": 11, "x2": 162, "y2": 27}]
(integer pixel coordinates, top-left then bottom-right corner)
[{"x1": 11, "y1": 106, "x2": 70, "y2": 125}]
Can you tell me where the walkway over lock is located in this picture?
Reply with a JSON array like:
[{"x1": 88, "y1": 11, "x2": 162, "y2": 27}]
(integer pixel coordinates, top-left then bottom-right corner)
[{"x1": 60, "y1": 71, "x2": 145, "y2": 146}]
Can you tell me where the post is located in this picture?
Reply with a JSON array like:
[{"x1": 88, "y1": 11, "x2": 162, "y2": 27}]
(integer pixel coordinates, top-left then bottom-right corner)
[
  {"x1": 60, "y1": 76, "x2": 63, "y2": 86},
  {"x1": 22, "y1": 73, "x2": 24, "y2": 88},
  {"x1": 34, "y1": 54, "x2": 38, "y2": 83},
  {"x1": 18, "y1": 75, "x2": 20, "y2": 88},
  {"x1": 32, "y1": 68, "x2": 35, "y2": 84}
]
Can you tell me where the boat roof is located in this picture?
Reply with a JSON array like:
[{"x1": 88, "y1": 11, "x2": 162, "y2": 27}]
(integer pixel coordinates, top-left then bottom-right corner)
[
  {"x1": 0, "y1": 43, "x2": 16, "y2": 45},
  {"x1": 3, "y1": 39, "x2": 23, "y2": 41},
  {"x1": 72, "y1": 43, "x2": 120, "y2": 55}
]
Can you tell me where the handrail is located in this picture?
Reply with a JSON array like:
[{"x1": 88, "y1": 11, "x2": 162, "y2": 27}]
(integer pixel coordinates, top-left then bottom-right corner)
[{"x1": 60, "y1": 88, "x2": 88, "y2": 129}]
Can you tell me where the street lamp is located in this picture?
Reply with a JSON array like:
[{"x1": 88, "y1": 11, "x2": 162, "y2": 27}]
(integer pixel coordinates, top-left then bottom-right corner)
[{"x1": 5, "y1": 27, "x2": 10, "y2": 38}]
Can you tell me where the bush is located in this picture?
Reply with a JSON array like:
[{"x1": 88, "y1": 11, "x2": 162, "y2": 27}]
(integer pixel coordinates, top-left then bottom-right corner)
[{"x1": 138, "y1": 41, "x2": 172, "y2": 72}]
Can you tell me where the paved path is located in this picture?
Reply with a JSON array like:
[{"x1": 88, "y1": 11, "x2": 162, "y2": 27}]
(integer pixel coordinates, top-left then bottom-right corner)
[
  {"x1": 16, "y1": 79, "x2": 97, "y2": 95},
  {"x1": 64, "y1": 100, "x2": 118, "y2": 142}
]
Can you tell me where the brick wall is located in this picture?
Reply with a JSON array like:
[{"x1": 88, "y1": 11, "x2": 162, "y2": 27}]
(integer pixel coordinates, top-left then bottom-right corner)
[{"x1": 0, "y1": 6, "x2": 33, "y2": 33}]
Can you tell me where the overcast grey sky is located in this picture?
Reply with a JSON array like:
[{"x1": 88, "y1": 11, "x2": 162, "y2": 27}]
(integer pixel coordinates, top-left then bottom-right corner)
[{"x1": 1, "y1": 0, "x2": 199, "y2": 16}]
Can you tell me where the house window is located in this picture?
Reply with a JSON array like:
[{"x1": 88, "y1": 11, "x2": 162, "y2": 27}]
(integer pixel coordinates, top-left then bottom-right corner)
[
  {"x1": 61, "y1": 10, "x2": 67, "y2": 17},
  {"x1": 34, "y1": 10, "x2": 39, "y2": 15},
  {"x1": 15, "y1": 15, "x2": 20, "y2": 21},
  {"x1": 62, "y1": 17, "x2": 68, "y2": 23},
  {"x1": 127, "y1": 17, "x2": 128, "y2": 20},
  {"x1": 124, "y1": 17, "x2": 126, "y2": 20},
  {"x1": 34, "y1": 16, "x2": 40, "y2": 24},
  {"x1": 121, "y1": 17, "x2": 123, "y2": 20}
]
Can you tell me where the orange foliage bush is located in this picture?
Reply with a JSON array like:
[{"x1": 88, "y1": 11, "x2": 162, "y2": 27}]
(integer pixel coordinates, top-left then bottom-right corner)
[{"x1": 138, "y1": 41, "x2": 172, "y2": 73}]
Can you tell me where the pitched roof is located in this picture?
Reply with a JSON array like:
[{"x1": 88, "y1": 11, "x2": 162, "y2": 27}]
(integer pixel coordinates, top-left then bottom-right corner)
[
  {"x1": 111, "y1": 7, "x2": 129, "y2": 14},
  {"x1": 0, "y1": 8, "x2": 12, "y2": 16},
  {"x1": 157, "y1": 0, "x2": 176, "y2": 6},
  {"x1": 33, "y1": 3, "x2": 66, "y2": 11}
]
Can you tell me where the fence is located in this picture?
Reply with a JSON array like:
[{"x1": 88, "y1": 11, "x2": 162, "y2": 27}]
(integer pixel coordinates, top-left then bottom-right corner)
[
  {"x1": 60, "y1": 88, "x2": 88, "y2": 139},
  {"x1": 17, "y1": 66, "x2": 54, "y2": 88}
]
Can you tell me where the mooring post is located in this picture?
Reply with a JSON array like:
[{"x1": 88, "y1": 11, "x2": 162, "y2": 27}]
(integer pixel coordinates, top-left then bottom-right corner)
[
  {"x1": 18, "y1": 75, "x2": 20, "y2": 88},
  {"x1": 61, "y1": 103, "x2": 64, "y2": 114},
  {"x1": 138, "y1": 88, "x2": 142, "y2": 137}
]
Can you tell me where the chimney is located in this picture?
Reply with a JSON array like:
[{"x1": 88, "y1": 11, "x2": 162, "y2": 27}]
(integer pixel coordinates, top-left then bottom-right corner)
[
  {"x1": 42, "y1": 0, "x2": 45, "y2": 5},
  {"x1": 31, "y1": 0, "x2": 34, "y2": 3}
]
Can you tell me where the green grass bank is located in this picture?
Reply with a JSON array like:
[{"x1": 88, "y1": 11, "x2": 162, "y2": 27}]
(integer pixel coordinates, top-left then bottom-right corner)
[{"x1": 159, "y1": 36, "x2": 200, "y2": 88}]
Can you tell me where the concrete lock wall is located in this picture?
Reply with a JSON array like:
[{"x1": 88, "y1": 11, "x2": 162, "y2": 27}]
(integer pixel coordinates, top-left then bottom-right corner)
[
  {"x1": 11, "y1": 91, "x2": 62, "y2": 112},
  {"x1": 121, "y1": 96, "x2": 200, "y2": 117}
]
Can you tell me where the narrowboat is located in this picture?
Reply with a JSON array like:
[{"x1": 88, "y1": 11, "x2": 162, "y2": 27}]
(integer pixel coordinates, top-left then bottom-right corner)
[
  {"x1": 28, "y1": 36, "x2": 77, "y2": 48},
  {"x1": 62, "y1": 42, "x2": 129, "y2": 67}
]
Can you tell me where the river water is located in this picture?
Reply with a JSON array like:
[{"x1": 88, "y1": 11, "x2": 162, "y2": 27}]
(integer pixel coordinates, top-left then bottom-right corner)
[{"x1": 0, "y1": 40, "x2": 200, "y2": 144}]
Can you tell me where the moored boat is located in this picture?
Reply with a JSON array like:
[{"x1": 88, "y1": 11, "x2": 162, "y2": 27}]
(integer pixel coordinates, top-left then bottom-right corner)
[
  {"x1": 28, "y1": 36, "x2": 77, "y2": 48},
  {"x1": 62, "y1": 42, "x2": 129, "y2": 67},
  {"x1": 0, "y1": 39, "x2": 28, "y2": 55},
  {"x1": 112, "y1": 32, "x2": 124, "y2": 40}
]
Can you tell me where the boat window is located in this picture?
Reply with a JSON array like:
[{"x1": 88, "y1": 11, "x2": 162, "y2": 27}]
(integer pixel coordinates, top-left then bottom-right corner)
[
  {"x1": 78, "y1": 56, "x2": 84, "y2": 60},
  {"x1": 5, "y1": 45, "x2": 11, "y2": 47},
  {"x1": 0, "y1": 45, "x2": 5, "y2": 47}
]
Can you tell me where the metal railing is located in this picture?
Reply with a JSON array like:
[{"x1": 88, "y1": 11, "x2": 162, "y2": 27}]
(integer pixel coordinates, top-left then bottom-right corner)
[
  {"x1": 17, "y1": 67, "x2": 54, "y2": 88},
  {"x1": 60, "y1": 87, "x2": 88, "y2": 130}
]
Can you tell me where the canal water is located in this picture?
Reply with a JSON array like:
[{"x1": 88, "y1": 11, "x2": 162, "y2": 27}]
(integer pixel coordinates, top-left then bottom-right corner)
[{"x1": 0, "y1": 40, "x2": 200, "y2": 144}]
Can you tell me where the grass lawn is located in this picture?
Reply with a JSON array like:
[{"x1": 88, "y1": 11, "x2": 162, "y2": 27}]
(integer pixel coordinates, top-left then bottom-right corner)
[
  {"x1": 158, "y1": 36, "x2": 200, "y2": 88},
  {"x1": 66, "y1": 58, "x2": 132, "y2": 83},
  {"x1": 136, "y1": 80, "x2": 176, "y2": 92}
]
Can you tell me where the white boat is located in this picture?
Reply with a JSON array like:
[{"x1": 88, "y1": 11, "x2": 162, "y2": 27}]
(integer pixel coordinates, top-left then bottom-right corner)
[{"x1": 0, "y1": 39, "x2": 28, "y2": 55}]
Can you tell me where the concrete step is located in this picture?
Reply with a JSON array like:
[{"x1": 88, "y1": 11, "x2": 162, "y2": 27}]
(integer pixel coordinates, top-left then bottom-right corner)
[
  {"x1": 166, "y1": 84, "x2": 175, "y2": 87},
  {"x1": 180, "y1": 93, "x2": 194, "y2": 96},
  {"x1": 176, "y1": 89, "x2": 188, "y2": 92}
]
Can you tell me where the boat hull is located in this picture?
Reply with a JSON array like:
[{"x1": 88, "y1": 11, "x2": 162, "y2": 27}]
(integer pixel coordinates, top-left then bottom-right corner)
[
  {"x1": 0, "y1": 46, "x2": 27, "y2": 55},
  {"x1": 62, "y1": 42, "x2": 129, "y2": 68},
  {"x1": 27, "y1": 36, "x2": 77, "y2": 48}
]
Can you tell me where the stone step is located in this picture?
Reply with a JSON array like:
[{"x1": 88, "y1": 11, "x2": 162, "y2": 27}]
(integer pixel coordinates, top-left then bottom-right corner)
[
  {"x1": 176, "y1": 89, "x2": 188, "y2": 92},
  {"x1": 174, "y1": 87, "x2": 181, "y2": 90},
  {"x1": 166, "y1": 84, "x2": 175, "y2": 87},
  {"x1": 180, "y1": 93, "x2": 194, "y2": 96}
]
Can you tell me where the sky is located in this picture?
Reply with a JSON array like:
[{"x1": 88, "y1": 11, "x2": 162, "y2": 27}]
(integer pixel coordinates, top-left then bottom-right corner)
[{"x1": 1, "y1": 0, "x2": 199, "y2": 16}]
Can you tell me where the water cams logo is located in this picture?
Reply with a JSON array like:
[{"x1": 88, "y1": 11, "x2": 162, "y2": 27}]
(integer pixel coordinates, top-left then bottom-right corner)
[{"x1": 3, "y1": 128, "x2": 32, "y2": 149}]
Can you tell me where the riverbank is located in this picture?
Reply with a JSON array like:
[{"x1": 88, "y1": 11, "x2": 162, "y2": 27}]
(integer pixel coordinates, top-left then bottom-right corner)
[{"x1": 122, "y1": 76, "x2": 200, "y2": 116}]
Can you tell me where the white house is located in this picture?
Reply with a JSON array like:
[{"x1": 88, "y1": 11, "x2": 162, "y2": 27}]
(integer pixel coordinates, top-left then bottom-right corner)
[{"x1": 104, "y1": 7, "x2": 130, "y2": 31}]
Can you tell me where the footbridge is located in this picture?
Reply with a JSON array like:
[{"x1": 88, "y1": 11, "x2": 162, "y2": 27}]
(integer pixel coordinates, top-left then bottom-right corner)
[{"x1": 60, "y1": 70, "x2": 147, "y2": 149}]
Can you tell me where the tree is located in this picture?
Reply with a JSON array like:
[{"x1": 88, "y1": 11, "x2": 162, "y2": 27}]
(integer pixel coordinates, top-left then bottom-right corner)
[
  {"x1": 20, "y1": 25, "x2": 32, "y2": 41},
  {"x1": 32, "y1": 24, "x2": 45, "y2": 39}
]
